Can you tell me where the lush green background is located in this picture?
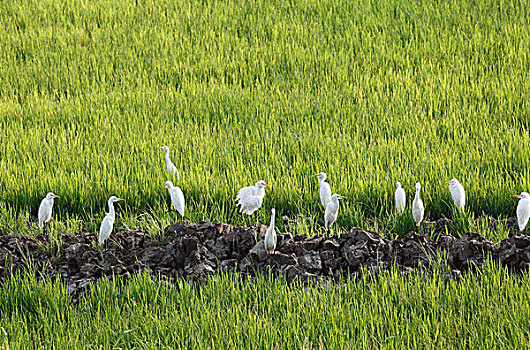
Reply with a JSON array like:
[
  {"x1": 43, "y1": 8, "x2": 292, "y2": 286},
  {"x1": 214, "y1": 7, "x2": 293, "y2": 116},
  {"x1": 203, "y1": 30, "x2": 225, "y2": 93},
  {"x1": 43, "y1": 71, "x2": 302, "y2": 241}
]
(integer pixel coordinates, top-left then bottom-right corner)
[{"x1": 1, "y1": 0, "x2": 529, "y2": 235}]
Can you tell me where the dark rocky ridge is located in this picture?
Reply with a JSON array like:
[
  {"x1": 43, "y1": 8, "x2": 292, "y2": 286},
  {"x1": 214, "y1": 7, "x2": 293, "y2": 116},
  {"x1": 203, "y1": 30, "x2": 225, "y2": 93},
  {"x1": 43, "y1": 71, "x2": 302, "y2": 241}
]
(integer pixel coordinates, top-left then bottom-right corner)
[{"x1": 1, "y1": 220, "x2": 529, "y2": 297}]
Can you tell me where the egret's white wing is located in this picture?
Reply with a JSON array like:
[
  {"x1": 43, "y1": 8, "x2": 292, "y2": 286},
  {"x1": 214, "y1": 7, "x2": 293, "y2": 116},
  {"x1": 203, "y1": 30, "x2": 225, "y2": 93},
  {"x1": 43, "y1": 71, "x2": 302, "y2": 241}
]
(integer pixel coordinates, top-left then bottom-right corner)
[
  {"x1": 458, "y1": 184, "x2": 466, "y2": 209},
  {"x1": 170, "y1": 186, "x2": 185, "y2": 217},
  {"x1": 320, "y1": 182, "x2": 332, "y2": 208},
  {"x1": 99, "y1": 215, "x2": 114, "y2": 245},
  {"x1": 395, "y1": 188, "x2": 406, "y2": 215},
  {"x1": 235, "y1": 186, "x2": 256, "y2": 204},
  {"x1": 264, "y1": 227, "x2": 276, "y2": 253},
  {"x1": 38, "y1": 199, "x2": 52, "y2": 228},
  {"x1": 449, "y1": 184, "x2": 465, "y2": 210},
  {"x1": 239, "y1": 195, "x2": 263, "y2": 215},
  {"x1": 324, "y1": 202, "x2": 339, "y2": 230},
  {"x1": 412, "y1": 198, "x2": 424, "y2": 226}
]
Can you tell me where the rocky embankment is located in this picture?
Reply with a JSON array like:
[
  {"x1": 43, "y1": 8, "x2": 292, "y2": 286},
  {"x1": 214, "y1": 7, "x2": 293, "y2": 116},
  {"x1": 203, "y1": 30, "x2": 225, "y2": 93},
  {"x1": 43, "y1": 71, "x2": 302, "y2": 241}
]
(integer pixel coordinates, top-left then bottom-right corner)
[{"x1": 1, "y1": 220, "x2": 530, "y2": 296}]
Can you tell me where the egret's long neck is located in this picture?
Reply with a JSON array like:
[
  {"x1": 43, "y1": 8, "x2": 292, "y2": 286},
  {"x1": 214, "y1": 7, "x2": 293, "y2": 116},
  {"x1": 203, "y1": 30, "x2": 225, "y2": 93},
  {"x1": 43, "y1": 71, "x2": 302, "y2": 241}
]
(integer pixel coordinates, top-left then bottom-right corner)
[
  {"x1": 415, "y1": 189, "x2": 421, "y2": 200},
  {"x1": 108, "y1": 201, "x2": 115, "y2": 218},
  {"x1": 164, "y1": 150, "x2": 171, "y2": 163},
  {"x1": 269, "y1": 212, "x2": 275, "y2": 230}
]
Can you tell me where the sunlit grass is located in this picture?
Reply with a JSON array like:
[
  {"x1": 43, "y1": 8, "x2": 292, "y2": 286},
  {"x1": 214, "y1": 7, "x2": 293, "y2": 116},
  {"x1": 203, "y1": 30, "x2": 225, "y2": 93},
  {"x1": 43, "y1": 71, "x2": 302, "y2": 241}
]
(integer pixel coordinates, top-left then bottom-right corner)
[
  {"x1": 1, "y1": 262, "x2": 529, "y2": 349},
  {"x1": 0, "y1": 0, "x2": 529, "y2": 237}
]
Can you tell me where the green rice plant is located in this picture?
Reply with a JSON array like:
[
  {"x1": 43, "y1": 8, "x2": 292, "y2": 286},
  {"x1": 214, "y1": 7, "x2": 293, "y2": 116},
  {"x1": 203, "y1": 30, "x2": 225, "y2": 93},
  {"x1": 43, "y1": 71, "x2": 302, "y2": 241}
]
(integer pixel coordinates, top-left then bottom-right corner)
[
  {"x1": 1, "y1": 261, "x2": 530, "y2": 349},
  {"x1": 0, "y1": 0, "x2": 529, "y2": 238}
]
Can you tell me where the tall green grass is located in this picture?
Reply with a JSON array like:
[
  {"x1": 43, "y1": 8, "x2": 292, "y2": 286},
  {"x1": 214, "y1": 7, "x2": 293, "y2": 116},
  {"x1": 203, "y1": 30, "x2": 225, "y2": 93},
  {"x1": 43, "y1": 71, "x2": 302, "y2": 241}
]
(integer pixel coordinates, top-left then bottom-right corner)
[
  {"x1": 1, "y1": 0, "x2": 529, "y2": 234},
  {"x1": 1, "y1": 263, "x2": 529, "y2": 349}
]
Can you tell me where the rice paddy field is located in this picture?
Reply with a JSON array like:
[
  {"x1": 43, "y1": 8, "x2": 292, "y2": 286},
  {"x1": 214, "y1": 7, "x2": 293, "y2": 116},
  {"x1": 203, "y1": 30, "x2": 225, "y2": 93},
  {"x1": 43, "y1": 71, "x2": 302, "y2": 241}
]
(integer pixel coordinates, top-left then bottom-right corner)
[
  {"x1": 1, "y1": 0, "x2": 530, "y2": 348},
  {"x1": 2, "y1": 263, "x2": 530, "y2": 349}
]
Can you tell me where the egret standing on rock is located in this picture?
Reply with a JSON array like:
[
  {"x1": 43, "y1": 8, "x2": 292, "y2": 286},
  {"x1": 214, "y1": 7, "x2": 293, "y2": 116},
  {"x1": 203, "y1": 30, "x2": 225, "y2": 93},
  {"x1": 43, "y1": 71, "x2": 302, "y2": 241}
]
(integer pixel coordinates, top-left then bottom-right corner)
[
  {"x1": 164, "y1": 180, "x2": 185, "y2": 218},
  {"x1": 99, "y1": 196, "x2": 124, "y2": 246},
  {"x1": 235, "y1": 180, "x2": 269, "y2": 216},
  {"x1": 312, "y1": 172, "x2": 332, "y2": 208},
  {"x1": 160, "y1": 145, "x2": 179, "y2": 180},
  {"x1": 324, "y1": 194, "x2": 346, "y2": 231},
  {"x1": 445, "y1": 178, "x2": 465, "y2": 211},
  {"x1": 264, "y1": 208, "x2": 277, "y2": 254},
  {"x1": 38, "y1": 192, "x2": 59, "y2": 233},
  {"x1": 395, "y1": 182, "x2": 406, "y2": 215},
  {"x1": 412, "y1": 182, "x2": 424, "y2": 228},
  {"x1": 514, "y1": 192, "x2": 530, "y2": 233}
]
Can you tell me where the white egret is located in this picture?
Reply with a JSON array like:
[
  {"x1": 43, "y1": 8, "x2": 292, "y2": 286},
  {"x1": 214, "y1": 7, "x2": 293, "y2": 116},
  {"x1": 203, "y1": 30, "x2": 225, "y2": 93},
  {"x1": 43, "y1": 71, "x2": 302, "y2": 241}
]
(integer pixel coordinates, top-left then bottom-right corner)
[
  {"x1": 445, "y1": 178, "x2": 465, "y2": 211},
  {"x1": 312, "y1": 172, "x2": 332, "y2": 208},
  {"x1": 160, "y1": 145, "x2": 179, "y2": 180},
  {"x1": 38, "y1": 192, "x2": 59, "y2": 232},
  {"x1": 514, "y1": 192, "x2": 530, "y2": 233},
  {"x1": 98, "y1": 196, "x2": 124, "y2": 246},
  {"x1": 264, "y1": 208, "x2": 277, "y2": 254},
  {"x1": 412, "y1": 182, "x2": 424, "y2": 228},
  {"x1": 235, "y1": 180, "x2": 269, "y2": 216},
  {"x1": 164, "y1": 180, "x2": 185, "y2": 218},
  {"x1": 395, "y1": 182, "x2": 406, "y2": 215},
  {"x1": 324, "y1": 194, "x2": 346, "y2": 231}
]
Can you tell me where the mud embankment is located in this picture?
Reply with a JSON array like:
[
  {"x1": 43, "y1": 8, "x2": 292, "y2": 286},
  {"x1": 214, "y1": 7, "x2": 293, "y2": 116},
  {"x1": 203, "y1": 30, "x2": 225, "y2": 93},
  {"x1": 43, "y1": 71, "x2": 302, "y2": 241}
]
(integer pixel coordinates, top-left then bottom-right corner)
[{"x1": 1, "y1": 220, "x2": 530, "y2": 297}]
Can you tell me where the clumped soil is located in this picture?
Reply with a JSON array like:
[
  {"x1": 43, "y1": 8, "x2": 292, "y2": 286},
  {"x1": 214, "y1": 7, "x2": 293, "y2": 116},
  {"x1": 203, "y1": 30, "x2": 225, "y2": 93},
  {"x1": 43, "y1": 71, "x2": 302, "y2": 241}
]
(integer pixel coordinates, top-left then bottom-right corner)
[{"x1": 1, "y1": 220, "x2": 529, "y2": 298}]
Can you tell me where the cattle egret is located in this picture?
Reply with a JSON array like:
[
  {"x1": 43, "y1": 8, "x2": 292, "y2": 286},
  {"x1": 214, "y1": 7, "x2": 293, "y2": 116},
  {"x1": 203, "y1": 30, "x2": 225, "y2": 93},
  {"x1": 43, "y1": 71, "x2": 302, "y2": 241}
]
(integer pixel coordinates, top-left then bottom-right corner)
[
  {"x1": 445, "y1": 178, "x2": 465, "y2": 211},
  {"x1": 235, "y1": 180, "x2": 269, "y2": 216},
  {"x1": 412, "y1": 182, "x2": 424, "y2": 227},
  {"x1": 160, "y1": 145, "x2": 179, "y2": 180},
  {"x1": 395, "y1": 182, "x2": 406, "y2": 215},
  {"x1": 98, "y1": 196, "x2": 124, "y2": 246},
  {"x1": 324, "y1": 194, "x2": 346, "y2": 231},
  {"x1": 164, "y1": 180, "x2": 185, "y2": 217},
  {"x1": 264, "y1": 208, "x2": 277, "y2": 254},
  {"x1": 514, "y1": 192, "x2": 530, "y2": 233},
  {"x1": 38, "y1": 192, "x2": 59, "y2": 232},
  {"x1": 312, "y1": 172, "x2": 332, "y2": 208}
]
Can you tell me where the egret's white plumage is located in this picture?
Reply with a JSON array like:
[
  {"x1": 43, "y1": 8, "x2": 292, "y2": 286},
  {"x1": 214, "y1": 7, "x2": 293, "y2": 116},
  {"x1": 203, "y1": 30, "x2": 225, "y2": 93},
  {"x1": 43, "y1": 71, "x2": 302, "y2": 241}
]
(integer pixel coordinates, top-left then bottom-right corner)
[
  {"x1": 38, "y1": 192, "x2": 59, "y2": 229},
  {"x1": 445, "y1": 178, "x2": 465, "y2": 211},
  {"x1": 324, "y1": 194, "x2": 346, "y2": 231},
  {"x1": 312, "y1": 172, "x2": 332, "y2": 208},
  {"x1": 160, "y1": 145, "x2": 179, "y2": 180},
  {"x1": 98, "y1": 196, "x2": 124, "y2": 246},
  {"x1": 264, "y1": 208, "x2": 277, "y2": 254},
  {"x1": 164, "y1": 180, "x2": 185, "y2": 217},
  {"x1": 514, "y1": 192, "x2": 530, "y2": 233},
  {"x1": 412, "y1": 182, "x2": 424, "y2": 227},
  {"x1": 235, "y1": 180, "x2": 269, "y2": 215},
  {"x1": 395, "y1": 182, "x2": 406, "y2": 215}
]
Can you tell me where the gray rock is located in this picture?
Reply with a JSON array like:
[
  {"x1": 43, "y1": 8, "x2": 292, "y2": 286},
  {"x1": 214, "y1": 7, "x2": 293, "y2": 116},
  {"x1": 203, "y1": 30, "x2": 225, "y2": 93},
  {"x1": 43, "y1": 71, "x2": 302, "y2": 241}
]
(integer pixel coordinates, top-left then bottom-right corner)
[
  {"x1": 322, "y1": 239, "x2": 340, "y2": 251},
  {"x1": 239, "y1": 258, "x2": 252, "y2": 273},
  {"x1": 343, "y1": 243, "x2": 369, "y2": 269},
  {"x1": 220, "y1": 259, "x2": 238, "y2": 272},
  {"x1": 140, "y1": 246, "x2": 165, "y2": 264},
  {"x1": 299, "y1": 251, "x2": 322, "y2": 271},
  {"x1": 210, "y1": 237, "x2": 230, "y2": 260},
  {"x1": 250, "y1": 240, "x2": 268, "y2": 262},
  {"x1": 270, "y1": 252, "x2": 298, "y2": 267}
]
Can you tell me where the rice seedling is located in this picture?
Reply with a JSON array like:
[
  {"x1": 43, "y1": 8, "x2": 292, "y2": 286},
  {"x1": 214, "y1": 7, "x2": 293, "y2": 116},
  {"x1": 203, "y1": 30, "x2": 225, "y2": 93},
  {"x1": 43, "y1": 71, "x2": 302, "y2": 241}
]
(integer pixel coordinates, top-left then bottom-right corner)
[{"x1": 1, "y1": 262, "x2": 529, "y2": 349}]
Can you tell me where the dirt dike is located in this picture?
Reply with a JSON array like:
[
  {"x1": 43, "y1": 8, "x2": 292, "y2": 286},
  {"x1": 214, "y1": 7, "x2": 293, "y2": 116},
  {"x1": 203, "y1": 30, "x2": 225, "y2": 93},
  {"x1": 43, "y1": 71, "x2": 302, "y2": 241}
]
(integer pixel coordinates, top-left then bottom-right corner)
[{"x1": 1, "y1": 220, "x2": 529, "y2": 297}]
